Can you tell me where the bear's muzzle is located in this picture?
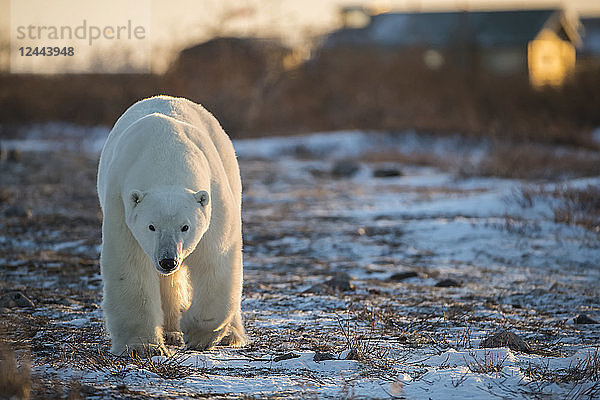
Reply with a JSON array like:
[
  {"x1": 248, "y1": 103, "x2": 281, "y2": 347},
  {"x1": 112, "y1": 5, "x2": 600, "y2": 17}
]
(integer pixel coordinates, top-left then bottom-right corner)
[{"x1": 159, "y1": 258, "x2": 178, "y2": 273}]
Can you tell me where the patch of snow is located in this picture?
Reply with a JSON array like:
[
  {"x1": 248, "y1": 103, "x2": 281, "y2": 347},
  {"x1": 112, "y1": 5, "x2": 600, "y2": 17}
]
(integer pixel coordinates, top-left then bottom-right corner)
[
  {"x1": 233, "y1": 130, "x2": 488, "y2": 163},
  {"x1": 1, "y1": 122, "x2": 109, "y2": 153},
  {"x1": 52, "y1": 239, "x2": 87, "y2": 252},
  {"x1": 60, "y1": 317, "x2": 89, "y2": 327}
]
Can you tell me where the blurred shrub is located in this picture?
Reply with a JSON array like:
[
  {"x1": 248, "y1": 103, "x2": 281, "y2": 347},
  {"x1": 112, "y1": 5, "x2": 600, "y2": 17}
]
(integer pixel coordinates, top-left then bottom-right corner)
[
  {"x1": 164, "y1": 37, "x2": 290, "y2": 135},
  {"x1": 0, "y1": 73, "x2": 163, "y2": 126}
]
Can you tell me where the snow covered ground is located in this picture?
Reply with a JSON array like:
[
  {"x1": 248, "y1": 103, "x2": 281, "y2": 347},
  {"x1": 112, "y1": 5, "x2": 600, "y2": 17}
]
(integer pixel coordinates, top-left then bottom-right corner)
[{"x1": 1, "y1": 125, "x2": 599, "y2": 399}]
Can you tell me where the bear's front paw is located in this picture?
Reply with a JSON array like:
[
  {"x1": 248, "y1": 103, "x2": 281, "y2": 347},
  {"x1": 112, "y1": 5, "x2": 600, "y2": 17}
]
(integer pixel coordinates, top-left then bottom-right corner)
[
  {"x1": 164, "y1": 331, "x2": 184, "y2": 346},
  {"x1": 183, "y1": 330, "x2": 220, "y2": 351},
  {"x1": 219, "y1": 329, "x2": 248, "y2": 348}
]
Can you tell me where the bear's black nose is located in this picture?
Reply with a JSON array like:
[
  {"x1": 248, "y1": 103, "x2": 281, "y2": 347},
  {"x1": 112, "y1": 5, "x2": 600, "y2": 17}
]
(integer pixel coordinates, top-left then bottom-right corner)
[{"x1": 159, "y1": 258, "x2": 177, "y2": 271}]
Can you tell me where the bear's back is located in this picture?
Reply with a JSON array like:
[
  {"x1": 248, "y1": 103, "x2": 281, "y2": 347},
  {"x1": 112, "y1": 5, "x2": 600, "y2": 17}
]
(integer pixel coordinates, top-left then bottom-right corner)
[{"x1": 98, "y1": 96, "x2": 241, "y2": 205}]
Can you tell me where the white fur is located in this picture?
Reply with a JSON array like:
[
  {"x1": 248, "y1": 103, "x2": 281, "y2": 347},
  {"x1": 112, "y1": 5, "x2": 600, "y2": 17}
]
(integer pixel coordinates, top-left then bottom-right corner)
[{"x1": 97, "y1": 95, "x2": 246, "y2": 355}]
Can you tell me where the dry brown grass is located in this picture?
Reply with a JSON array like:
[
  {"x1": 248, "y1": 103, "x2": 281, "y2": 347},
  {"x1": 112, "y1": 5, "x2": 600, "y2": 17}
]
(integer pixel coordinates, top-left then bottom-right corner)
[
  {"x1": 0, "y1": 345, "x2": 31, "y2": 400},
  {"x1": 521, "y1": 349, "x2": 600, "y2": 398},
  {"x1": 335, "y1": 307, "x2": 395, "y2": 373},
  {"x1": 552, "y1": 187, "x2": 600, "y2": 231},
  {"x1": 516, "y1": 184, "x2": 600, "y2": 231},
  {"x1": 360, "y1": 139, "x2": 600, "y2": 180},
  {"x1": 465, "y1": 351, "x2": 508, "y2": 376},
  {"x1": 58, "y1": 343, "x2": 196, "y2": 380},
  {"x1": 474, "y1": 143, "x2": 600, "y2": 179}
]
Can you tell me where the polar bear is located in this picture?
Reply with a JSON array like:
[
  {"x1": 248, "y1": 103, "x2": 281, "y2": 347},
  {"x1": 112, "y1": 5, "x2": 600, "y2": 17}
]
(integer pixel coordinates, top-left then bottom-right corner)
[{"x1": 97, "y1": 95, "x2": 246, "y2": 355}]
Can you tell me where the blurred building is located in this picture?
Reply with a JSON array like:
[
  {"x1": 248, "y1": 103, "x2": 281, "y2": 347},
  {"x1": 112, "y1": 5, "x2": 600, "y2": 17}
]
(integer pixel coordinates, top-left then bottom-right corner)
[
  {"x1": 323, "y1": 8, "x2": 581, "y2": 88},
  {"x1": 579, "y1": 17, "x2": 600, "y2": 69}
]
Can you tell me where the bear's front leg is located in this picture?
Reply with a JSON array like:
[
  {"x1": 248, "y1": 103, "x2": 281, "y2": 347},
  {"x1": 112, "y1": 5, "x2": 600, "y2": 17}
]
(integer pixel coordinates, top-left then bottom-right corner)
[
  {"x1": 101, "y1": 238, "x2": 169, "y2": 356},
  {"x1": 181, "y1": 306, "x2": 247, "y2": 350},
  {"x1": 180, "y1": 279, "x2": 233, "y2": 350},
  {"x1": 181, "y1": 247, "x2": 247, "y2": 350},
  {"x1": 160, "y1": 266, "x2": 191, "y2": 346}
]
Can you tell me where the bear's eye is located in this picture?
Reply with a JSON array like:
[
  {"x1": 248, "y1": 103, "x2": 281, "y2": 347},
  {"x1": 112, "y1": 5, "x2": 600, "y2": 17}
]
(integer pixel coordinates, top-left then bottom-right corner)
[
  {"x1": 181, "y1": 225, "x2": 189, "y2": 232},
  {"x1": 148, "y1": 225, "x2": 155, "y2": 231}
]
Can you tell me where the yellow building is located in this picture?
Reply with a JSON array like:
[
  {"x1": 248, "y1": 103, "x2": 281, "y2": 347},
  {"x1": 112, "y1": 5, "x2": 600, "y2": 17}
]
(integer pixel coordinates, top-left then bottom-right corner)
[{"x1": 528, "y1": 13, "x2": 581, "y2": 88}]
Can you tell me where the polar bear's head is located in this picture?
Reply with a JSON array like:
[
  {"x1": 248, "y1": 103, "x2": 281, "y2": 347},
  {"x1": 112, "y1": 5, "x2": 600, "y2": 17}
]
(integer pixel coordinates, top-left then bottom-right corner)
[{"x1": 124, "y1": 186, "x2": 211, "y2": 275}]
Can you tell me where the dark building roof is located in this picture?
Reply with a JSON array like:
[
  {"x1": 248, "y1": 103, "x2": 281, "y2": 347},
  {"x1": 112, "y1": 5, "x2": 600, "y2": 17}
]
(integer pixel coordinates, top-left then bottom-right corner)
[
  {"x1": 324, "y1": 9, "x2": 576, "y2": 50},
  {"x1": 581, "y1": 18, "x2": 600, "y2": 54}
]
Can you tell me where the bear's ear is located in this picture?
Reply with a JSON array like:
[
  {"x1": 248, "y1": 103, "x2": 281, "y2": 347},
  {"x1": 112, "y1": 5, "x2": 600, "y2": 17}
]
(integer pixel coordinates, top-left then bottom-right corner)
[
  {"x1": 193, "y1": 190, "x2": 209, "y2": 207},
  {"x1": 129, "y1": 190, "x2": 145, "y2": 207}
]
